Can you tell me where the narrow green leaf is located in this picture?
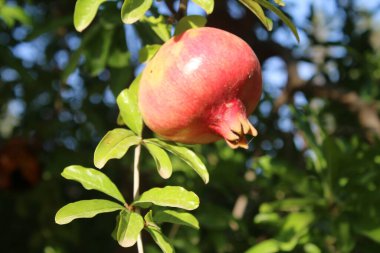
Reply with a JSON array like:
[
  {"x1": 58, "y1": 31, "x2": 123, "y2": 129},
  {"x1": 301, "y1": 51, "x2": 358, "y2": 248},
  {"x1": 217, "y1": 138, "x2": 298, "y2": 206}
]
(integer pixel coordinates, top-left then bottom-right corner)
[
  {"x1": 145, "y1": 139, "x2": 209, "y2": 184},
  {"x1": 114, "y1": 210, "x2": 144, "y2": 247},
  {"x1": 74, "y1": 0, "x2": 107, "y2": 32},
  {"x1": 83, "y1": 26, "x2": 114, "y2": 76},
  {"x1": 116, "y1": 75, "x2": 143, "y2": 135},
  {"x1": 143, "y1": 142, "x2": 172, "y2": 179},
  {"x1": 132, "y1": 186, "x2": 200, "y2": 210},
  {"x1": 238, "y1": 0, "x2": 272, "y2": 31},
  {"x1": 154, "y1": 209, "x2": 199, "y2": 229},
  {"x1": 138, "y1": 44, "x2": 161, "y2": 63},
  {"x1": 121, "y1": 0, "x2": 153, "y2": 24},
  {"x1": 61, "y1": 165, "x2": 126, "y2": 203},
  {"x1": 174, "y1": 15, "x2": 207, "y2": 36},
  {"x1": 55, "y1": 199, "x2": 124, "y2": 225},
  {"x1": 274, "y1": 0, "x2": 285, "y2": 6},
  {"x1": 62, "y1": 23, "x2": 101, "y2": 82},
  {"x1": 254, "y1": 0, "x2": 300, "y2": 42},
  {"x1": 94, "y1": 128, "x2": 141, "y2": 169},
  {"x1": 192, "y1": 0, "x2": 214, "y2": 14},
  {"x1": 146, "y1": 225, "x2": 175, "y2": 253}
]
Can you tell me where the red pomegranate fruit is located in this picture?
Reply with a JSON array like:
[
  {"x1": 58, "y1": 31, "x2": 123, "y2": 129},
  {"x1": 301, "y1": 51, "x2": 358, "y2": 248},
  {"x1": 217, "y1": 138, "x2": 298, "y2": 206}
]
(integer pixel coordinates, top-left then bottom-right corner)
[{"x1": 138, "y1": 27, "x2": 262, "y2": 149}]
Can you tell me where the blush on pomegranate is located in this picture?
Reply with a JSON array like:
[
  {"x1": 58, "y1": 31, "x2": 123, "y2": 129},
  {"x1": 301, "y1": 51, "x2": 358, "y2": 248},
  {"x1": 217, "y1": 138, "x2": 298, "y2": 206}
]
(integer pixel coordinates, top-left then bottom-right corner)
[{"x1": 138, "y1": 27, "x2": 262, "y2": 149}]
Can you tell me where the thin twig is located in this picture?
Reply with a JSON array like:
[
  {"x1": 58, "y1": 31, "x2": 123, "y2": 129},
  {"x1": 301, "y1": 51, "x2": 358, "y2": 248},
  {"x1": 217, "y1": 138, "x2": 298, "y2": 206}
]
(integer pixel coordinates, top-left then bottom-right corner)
[
  {"x1": 176, "y1": 0, "x2": 189, "y2": 20},
  {"x1": 133, "y1": 145, "x2": 144, "y2": 253}
]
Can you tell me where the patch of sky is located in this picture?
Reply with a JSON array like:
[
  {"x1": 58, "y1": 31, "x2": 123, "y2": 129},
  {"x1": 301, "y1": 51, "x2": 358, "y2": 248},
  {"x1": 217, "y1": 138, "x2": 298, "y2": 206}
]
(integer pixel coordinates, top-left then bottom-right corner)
[
  {"x1": 103, "y1": 86, "x2": 116, "y2": 106},
  {"x1": 65, "y1": 33, "x2": 81, "y2": 51},
  {"x1": 12, "y1": 34, "x2": 50, "y2": 66},
  {"x1": 259, "y1": 100, "x2": 272, "y2": 117},
  {"x1": 12, "y1": 26, "x2": 29, "y2": 41},
  {"x1": 294, "y1": 91, "x2": 308, "y2": 108},
  {"x1": 227, "y1": 0, "x2": 246, "y2": 19},
  {"x1": 1, "y1": 68, "x2": 19, "y2": 82},
  {"x1": 262, "y1": 56, "x2": 287, "y2": 98},
  {"x1": 298, "y1": 61, "x2": 316, "y2": 80},
  {"x1": 54, "y1": 50, "x2": 69, "y2": 70},
  {"x1": 8, "y1": 99, "x2": 25, "y2": 117},
  {"x1": 277, "y1": 105, "x2": 294, "y2": 132}
]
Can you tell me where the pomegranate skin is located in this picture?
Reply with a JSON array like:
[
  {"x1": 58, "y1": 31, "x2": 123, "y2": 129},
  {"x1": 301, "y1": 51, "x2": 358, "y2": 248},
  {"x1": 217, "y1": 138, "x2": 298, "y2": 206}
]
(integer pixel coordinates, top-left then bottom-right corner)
[{"x1": 138, "y1": 27, "x2": 262, "y2": 148}]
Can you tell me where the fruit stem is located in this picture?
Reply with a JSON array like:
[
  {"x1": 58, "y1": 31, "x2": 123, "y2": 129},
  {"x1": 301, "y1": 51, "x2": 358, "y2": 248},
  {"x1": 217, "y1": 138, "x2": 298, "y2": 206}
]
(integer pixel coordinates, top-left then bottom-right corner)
[{"x1": 133, "y1": 145, "x2": 144, "y2": 253}]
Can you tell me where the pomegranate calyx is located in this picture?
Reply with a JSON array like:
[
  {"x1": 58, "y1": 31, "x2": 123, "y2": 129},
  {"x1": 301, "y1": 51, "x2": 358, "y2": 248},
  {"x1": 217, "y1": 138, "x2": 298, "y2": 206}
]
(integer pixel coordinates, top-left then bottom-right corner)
[{"x1": 208, "y1": 99, "x2": 258, "y2": 149}]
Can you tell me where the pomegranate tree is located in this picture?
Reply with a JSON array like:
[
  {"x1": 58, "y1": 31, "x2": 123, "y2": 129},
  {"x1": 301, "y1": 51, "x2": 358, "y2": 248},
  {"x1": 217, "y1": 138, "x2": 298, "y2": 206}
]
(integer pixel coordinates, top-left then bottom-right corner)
[{"x1": 139, "y1": 27, "x2": 262, "y2": 149}]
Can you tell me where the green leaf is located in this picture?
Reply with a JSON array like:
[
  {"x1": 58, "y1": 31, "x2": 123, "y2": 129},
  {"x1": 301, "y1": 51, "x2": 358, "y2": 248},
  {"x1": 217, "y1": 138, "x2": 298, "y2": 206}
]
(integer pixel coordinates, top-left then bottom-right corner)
[
  {"x1": 143, "y1": 142, "x2": 172, "y2": 179},
  {"x1": 141, "y1": 16, "x2": 171, "y2": 42},
  {"x1": 114, "y1": 210, "x2": 145, "y2": 247},
  {"x1": 61, "y1": 165, "x2": 126, "y2": 203},
  {"x1": 138, "y1": 44, "x2": 161, "y2": 63},
  {"x1": 192, "y1": 0, "x2": 214, "y2": 14},
  {"x1": 245, "y1": 239, "x2": 280, "y2": 253},
  {"x1": 359, "y1": 227, "x2": 380, "y2": 243},
  {"x1": 0, "y1": 5, "x2": 31, "y2": 27},
  {"x1": 145, "y1": 139, "x2": 209, "y2": 183},
  {"x1": 55, "y1": 199, "x2": 124, "y2": 225},
  {"x1": 174, "y1": 15, "x2": 207, "y2": 36},
  {"x1": 154, "y1": 209, "x2": 199, "y2": 229},
  {"x1": 116, "y1": 75, "x2": 143, "y2": 135},
  {"x1": 83, "y1": 26, "x2": 114, "y2": 76},
  {"x1": 254, "y1": 0, "x2": 300, "y2": 42},
  {"x1": 94, "y1": 128, "x2": 141, "y2": 169},
  {"x1": 146, "y1": 225, "x2": 175, "y2": 253},
  {"x1": 133, "y1": 186, "x2": 200, "y2": 210},
  {"x1": 238, "y1": 0, "x2": 273, "y2": 31},
  {"x1": 274, "y1": 0, "x2": 285, "y2": 6},
  {"x1": 121, "y1": 0, "x2": 153, "y2": 24},
  {"x1": 74, "y1": 0, "x2": 107, "y2": 32}
]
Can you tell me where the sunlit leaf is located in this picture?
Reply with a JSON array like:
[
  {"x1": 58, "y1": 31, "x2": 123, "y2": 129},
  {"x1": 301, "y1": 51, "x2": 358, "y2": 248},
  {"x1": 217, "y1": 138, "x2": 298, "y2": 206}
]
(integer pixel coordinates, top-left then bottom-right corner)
[
  {"x1": 138, "y1": 44, "x2": 161, "y2": 63},
  {"x1": 114, "y1": 210, "x2": 144, "y2": 247},
  {"x1": 141, "y1": 15, "x2": 171, "y2": 42},
  {"x1": 132, "y1": 186, "x2": 200, "y2": 210},
  {"x1": 0, "y1": 5, "x2": 31, "y2": 27},
  {"x1": 277, "y1": 212, "x2": 314, "y2": 251},
  {"x1": 144, "y1": 139, "x2": 209, "y2": 183},
  {"x1": 117, "y1": 75, "x2": 143, "y2": 135},
  {"x1": 121, "y1": 0, "x2": 153, "y2": 24},
  {"x1": 245, "y1": 239, "x2": 279, "y2": 253},
  {"x1": 254, "y1": 0, "x2": 299, "y2": 42},
  {"x1": 174, "y1": 15, "x2": 207, "y2": 36},
  {"x1": 61, "y1": 165, "x2": 126, "y2": 203},
  {"x1": 55, "y1": 199, "x2": 124, "y2": 225},
  {"x1": 143, "y1": 142, "x2": 172, "y2": 179},
  {"x1": 73, "y1": 0, "x2": 107, "y2": 32},
  {"x1": 192, "y1": 0, "x2": 214, "y2": 14},
  {"x1": 145, "y1": 225, "x2": 175, "y2": 253},
  {"x1": 154, "y1": 209, "x2": 199, "y2": 229},
  {"x1": 274, "y1": 0, "x2": 285, "y2": 7},
  {"x1": 359, "y1": 227, "x2": 380, "y2": 243},
  {"x1": 238, "y1": 0, "x2": 273, "y2": 31},
  {"x1": 94, "y1": 128, "x2": 141, "y2": 169}
]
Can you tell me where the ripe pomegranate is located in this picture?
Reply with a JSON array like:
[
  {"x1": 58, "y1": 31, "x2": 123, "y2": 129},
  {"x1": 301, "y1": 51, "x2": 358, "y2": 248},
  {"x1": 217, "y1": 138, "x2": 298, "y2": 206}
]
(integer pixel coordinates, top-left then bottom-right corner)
[{"x1": 138, "y1": 27, "x2": 262, "y2": 149}]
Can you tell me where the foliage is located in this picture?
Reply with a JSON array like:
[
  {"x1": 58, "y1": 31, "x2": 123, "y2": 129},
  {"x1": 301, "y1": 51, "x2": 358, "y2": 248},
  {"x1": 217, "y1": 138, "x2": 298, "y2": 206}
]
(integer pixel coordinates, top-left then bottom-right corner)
[{"x1": 1, "y1": 0, "x2": 380, "y2": 253}]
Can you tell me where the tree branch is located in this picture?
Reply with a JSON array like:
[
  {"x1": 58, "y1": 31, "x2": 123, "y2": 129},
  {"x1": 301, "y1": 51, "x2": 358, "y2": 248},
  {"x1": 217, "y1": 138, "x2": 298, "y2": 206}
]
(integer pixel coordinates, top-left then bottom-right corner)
[
  {"x1": 133, "y1": 145, "x2": 144, "y2": 253},
  {"x1": 176, "y1": 0, "x2": 188, "y2": 20}
]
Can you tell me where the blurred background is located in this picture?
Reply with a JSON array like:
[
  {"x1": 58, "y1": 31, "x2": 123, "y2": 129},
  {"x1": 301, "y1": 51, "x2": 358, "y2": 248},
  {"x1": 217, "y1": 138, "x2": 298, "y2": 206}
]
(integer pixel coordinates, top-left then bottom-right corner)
[{"x1": 1, "y1": 0, "x2": 380, "y2": 252}]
